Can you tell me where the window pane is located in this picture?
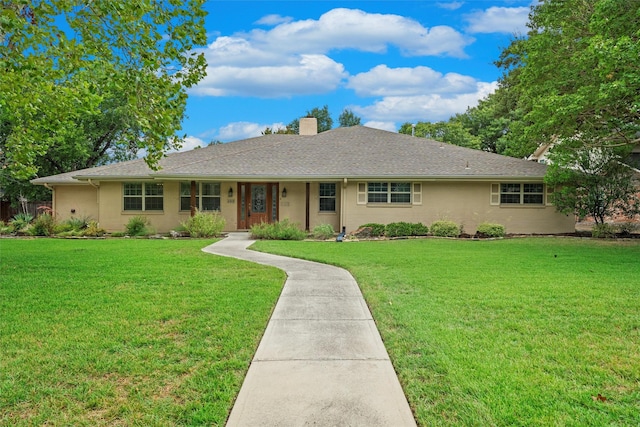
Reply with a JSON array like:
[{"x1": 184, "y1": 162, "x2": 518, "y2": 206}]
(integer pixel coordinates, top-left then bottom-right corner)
[
  {"x1": 319, "y1": 183, "x2": 336, "y2": 197},
  {"x1": 145, "y1": 183, "x2": 163, "y2": 196},
  {"x1": 124, "y1": 197, "x2": 142, "y2": 210},
  {"x1": 181, "y1": 182, "x2": 200, "y2": 196},
  {"x1": 524, "y1": 183, "x2": 544, "y2": 193},
  {"x1": 368, "y1": 182, "x2": 387, "y2": 193},
  {"x1": 501, "y1": 183, "x2": 520, "y2": 193},
  {"x1": 202, "y1": 183, "x2": 220, "y2": 196},
  {"x1": 391, "y1": 182, "x2": 411, "y2": 193},
  {"x1": 145, "y1": 196, "x2": 163, "y2": 211},
  {"x1": 319, "y1": 198, "x2": 336, "y2": 212},
  {"x1": 391, "y1": 193, "x2": 411, "y2": 203},
  {"x1": 201, "y1": 197, "x2": 220, "y2": 211},
  {"x1": 180, "y1": 197, "x2": 191, "y2": 211},
  {"x1": 524, "y1": 194, "x2": 543, "y2": 204},
  {"x1": 368, "y1": 193, "x2": 388, "y2": 203},
  {"x1": 124, "y1": 183, "x2": 142, "y2": 196},
  {"x1": 501, "y1": 194, "x2": 521, "y2": 204}
]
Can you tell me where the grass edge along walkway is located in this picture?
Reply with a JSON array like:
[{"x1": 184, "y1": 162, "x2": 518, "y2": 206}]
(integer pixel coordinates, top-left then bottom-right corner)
[
  {"x1": 251, "y1": 237, "x2": 640, "y2": 427},
  {"x1": 0, "y1": 238, "x2": 285, "y2": 426}
]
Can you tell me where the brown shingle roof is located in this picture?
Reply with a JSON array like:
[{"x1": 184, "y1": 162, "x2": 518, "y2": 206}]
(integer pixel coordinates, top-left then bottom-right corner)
[{"x1": 32, "y1": 126, "x2": 548, "y2": 184}]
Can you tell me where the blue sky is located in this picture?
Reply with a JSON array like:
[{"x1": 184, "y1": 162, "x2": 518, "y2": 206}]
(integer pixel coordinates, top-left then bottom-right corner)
[{"x1": 179, "y1": 0, "x2": 533, "y2": 150}]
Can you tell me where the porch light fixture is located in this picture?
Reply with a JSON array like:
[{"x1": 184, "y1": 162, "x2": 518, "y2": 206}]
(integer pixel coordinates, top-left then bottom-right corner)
[
  {"x1": 282, "y1": 187, "x2": 287, "y2": 198},
  {"x1": 228, "y1": 187, "x2": 233, "y2": 198}
]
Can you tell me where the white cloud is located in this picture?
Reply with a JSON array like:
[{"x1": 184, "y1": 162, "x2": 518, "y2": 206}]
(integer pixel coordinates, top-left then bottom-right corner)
[
  {"x1": 217, "y1": 121, "x2": 287, "y2": 141},
  {"x1": 363, "y1": 121, "x2": 398, "y2": 133},
  {"x1": 465, "y1": 6, "x2": 530, "y2": 34},
  {"x1": 191, "y1": 8, "x2": 473, "y2": 98},
  {"x1": 352, "y1": 81, "x2": 498, "y2": 123},
  {"x1": 247, "y1": 8, "x2": 472, "y2": 57},
  {"x1": 255, "y1": 14, "x2": 293, "y2": 26},
  {"x1": 167, "y1": 136, "x2": 205, "y2": 153},
  {"x1": 347, "y1": 65, "x2": 477, "y2": 97},
  {"x1": 191, "y1": 54, "x2": 346, "y2": 98},
  {"x1": 437, "y1": 2, "x2": 464, "y2": 11}
]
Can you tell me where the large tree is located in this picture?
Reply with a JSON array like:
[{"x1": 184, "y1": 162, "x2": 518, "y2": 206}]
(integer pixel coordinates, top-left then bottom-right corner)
[
  {"x1": 287, "y1": 105, "x2": 333, "y2": 134},
  {"x1": 338, "y1": 109, "x2": 361, "y2": 127},
  {"x1": 0, "y1": 0, "x2": 207, "y2": 185},
  {"x1": 498, "y1": 0, "x2": 640, "y2": 221}
]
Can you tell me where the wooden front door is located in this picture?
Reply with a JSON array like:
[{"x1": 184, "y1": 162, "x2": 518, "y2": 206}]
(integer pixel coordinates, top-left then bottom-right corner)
[{"x1": 237, "y1": 183, "x2": 279, "y2": 229}]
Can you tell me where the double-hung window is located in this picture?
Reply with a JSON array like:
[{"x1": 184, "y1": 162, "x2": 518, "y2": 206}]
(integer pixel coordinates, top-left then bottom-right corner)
[
  {"x1": 180, "y1": 182, "x2": 221, "y2": 211},
  {"x1": 500, "y1": 183, "x2": 544, "y2": 205},
  {"x1": 319, "y1": 183, "x2": 336, "y2": 212},
  {"x1": 123, "y1": 183, "x2": 164, "y2": 211},
  {"x1": 367, "y1": 182, "x2": 411, "y2": 204}
]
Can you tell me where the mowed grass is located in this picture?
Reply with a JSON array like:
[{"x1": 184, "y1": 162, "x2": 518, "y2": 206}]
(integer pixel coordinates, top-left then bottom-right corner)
[
  {"x1": 0, "y1": 239, "x2": 284, "y2": 426},
  {"x1": 252, "y1": 238, "x2": 640, "y2": 426}
]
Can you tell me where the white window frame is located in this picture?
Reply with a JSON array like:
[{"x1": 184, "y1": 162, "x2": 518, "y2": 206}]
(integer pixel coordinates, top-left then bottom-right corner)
[
  {"x1": 319, "y1": 183, "x2": 336, "y2": 212},
  {"x1": 180, "y1": 182, "x2": 221, "y2": 212},
  {"x1": 357, "y1": 182, "x2": 419, "y2": 205},
  {"x1": 491, "y1": 182, "x2": 545, "y2": 206},
  {"x1": 123, "y1": 182, "x2": 164, "y2": 211}
]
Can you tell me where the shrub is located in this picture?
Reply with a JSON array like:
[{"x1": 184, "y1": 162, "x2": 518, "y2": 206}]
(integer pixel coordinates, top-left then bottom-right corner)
[
  {"x1": 181, "y1": 210, "x2": 226, "y2": 238},
  {"x1": 430, "y1": 220, "x2": 461, "y2": 237},
  {"x1": 251, "y1": 219, "x2": 306, "y2": 240},
  {"x1": 10, "y1": 213, "x2": 33, "y2": 232},
  {"x1": 359, "y1": 223, "x2": 385, "y2": 237},
  {"x1": 125, "y1": 215, "x2": 152, "y2": 236},
  {"x1": 83, "y1": 220, "x2": 106, "y2": 237},
  {"x1": 476, "y1": 222, "x2": 506, "y2": 238},
  {"x1": 0, "y1": 222, "x2": 13, "y2": 235},
  {"x1": 616, "y1": 222, "x2": 638, "y2": 236},
  {"x1": 110, "y1": 231, "x2": 126, "y2": 237},
  {"x1": 591, "y1": 223, "x2": 617, "y2": 239},
  {"x1": 385, "y1": 222, "x2": 412, "y2": 238},
  {"x1": 29, "y1": 213, "x2": 56, "y2": 236},
  {"x1": 312, "y1": 223, "x2": 335, "y2": 240},
  {"x1": 410, "y1": 222, "x2": 430, "y2": 236},
  {"x1": 65, "y1": 216, "x2": 91, "y2": 231}
]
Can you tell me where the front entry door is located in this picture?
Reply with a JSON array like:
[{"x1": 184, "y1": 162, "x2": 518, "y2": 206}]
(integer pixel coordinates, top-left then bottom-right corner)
[{"x1": 238, "y1": 183, "x2": 279, "y2": 229}]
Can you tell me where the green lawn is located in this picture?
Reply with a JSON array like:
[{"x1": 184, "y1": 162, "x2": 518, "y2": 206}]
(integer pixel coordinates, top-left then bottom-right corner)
[
  {"x1": 0, "y1": 239, "x2": 284, "y2": 426},
  {"x1": 252, "y1": 237, "x2": 640, "y2": 426}
]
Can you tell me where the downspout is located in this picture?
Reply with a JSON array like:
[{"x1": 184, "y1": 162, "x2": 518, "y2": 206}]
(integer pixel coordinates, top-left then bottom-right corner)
[{"x1": 341, "y1": 178, "x2": 348, "y2": 232}]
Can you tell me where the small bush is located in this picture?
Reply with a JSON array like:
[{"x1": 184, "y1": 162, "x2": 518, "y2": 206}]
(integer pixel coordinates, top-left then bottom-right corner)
[
  {"x1": 410, "y1": 222, "x2": 430, "y2": 236},
  {"x1": 430, "y1": 220, "x2": 461, "y2": 238},
  {"x1": 181, "y1": 210, "x2": 226, "y2": 238},
  {"x1": 10, "y1": 213, "x2": 33, "y2": 232},
  {"x1": 65, "y1": 216, "x2": 91, "y2": 231},
  {"x1": 29, "y1": 213, "x2": 56, "y2": 236},
  {"x1": 616, "y1": 222, "x2": 638, "y2": 236},
  {"x1": 359, "y1": 223, "x2": 385, "y2": 237},
  {"x1": 385, "y1": 222, "x2": 412, "y2": 238},
  {"x1": 83, "y1": 220, "x2": 106, "y2": 237},
  {"x1": 592, "y1": 223, "x2": 617, "y2": 239},
  {"x1": 476, "y1": 222, "x2": 506, "y2": 238},
  {"x1": 312, "y1": 223, "x2": 335, "y2": 240},
  {"x1": 125, "y1": 215, "x2": 152, "y2": 236},
  {"x1": 110, "y1": 231, "x2": 126, "y2": 237},
  {"x1": 0, "y1": 222, "x2": 13, "y2": 235},
  {"x1": 251, "y1": 219, "x2": 306, "y2": 240}
]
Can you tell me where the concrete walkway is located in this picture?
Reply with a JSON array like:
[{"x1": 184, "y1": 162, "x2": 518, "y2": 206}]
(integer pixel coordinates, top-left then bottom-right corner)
[{"x1": 202, "y1": 232, "x2": 416, "y2": 427}]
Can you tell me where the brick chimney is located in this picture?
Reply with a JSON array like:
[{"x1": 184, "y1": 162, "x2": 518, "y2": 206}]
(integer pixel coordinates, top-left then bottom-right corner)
[{"x1": 299, "y1": 117, "x2": 318, "y2": 136}]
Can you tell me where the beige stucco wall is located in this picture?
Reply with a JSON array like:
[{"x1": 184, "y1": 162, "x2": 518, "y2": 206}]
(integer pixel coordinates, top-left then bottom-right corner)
[
  {"x1": 93, "y1": 180, "x2": 239, "y2": 233},
  {"x1": 342, "y1": 181, "x2": 575, "y2": 235},
  {"x1": 50, "y1": 179, "x2": 574, "y2": 235},
  {"x1": 52, "y1": 184, "x2": 99, "y2": 223}
]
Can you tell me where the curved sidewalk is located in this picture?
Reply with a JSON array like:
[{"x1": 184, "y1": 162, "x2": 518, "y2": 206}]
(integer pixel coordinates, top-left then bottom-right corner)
[{"x1": 203, "y1": 232, "x2": 416, "y2": 427}]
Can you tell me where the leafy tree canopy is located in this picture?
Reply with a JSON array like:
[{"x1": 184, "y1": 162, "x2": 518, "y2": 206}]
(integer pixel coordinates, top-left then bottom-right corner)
[
  {"x1": 287, "y1": 105, "x2": 333, "y2": 134},
  {"x1": 338, "y1": 109, "x2": 361, "y2": 127},
  {"x1": 0, "y1": 0, "x2": 208, "y2": 184}
]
